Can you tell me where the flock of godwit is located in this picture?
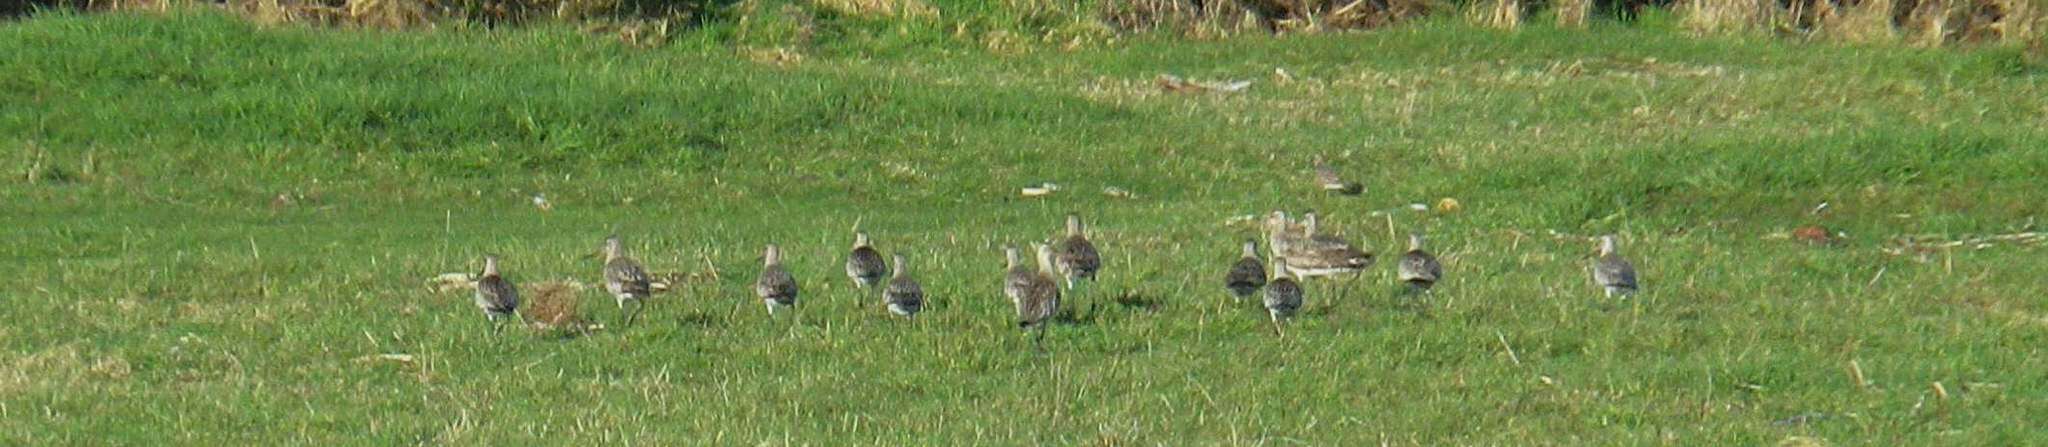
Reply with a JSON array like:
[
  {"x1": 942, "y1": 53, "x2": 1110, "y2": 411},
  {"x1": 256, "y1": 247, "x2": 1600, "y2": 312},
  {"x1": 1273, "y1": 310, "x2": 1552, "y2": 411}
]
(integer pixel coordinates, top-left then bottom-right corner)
[{"x1": 466, "y1": 159, "x2": 1640, "y2": 342}]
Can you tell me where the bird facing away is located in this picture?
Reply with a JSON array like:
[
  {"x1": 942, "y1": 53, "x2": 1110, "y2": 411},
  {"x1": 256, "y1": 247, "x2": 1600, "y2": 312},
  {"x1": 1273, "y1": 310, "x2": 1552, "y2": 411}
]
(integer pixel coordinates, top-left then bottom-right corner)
[
  {"x1": 1264, "y1": 258, "x2": 1304, "y2": 336},
  {"x1": 1592, "y1": 235, "x2": 1638, "y2": 298},
  {"x1": 474, "y1": 254, "x2": 520, "y2": 330},
  {"x1": 1054, "y1": 214, "x2": 1101, "y2": 289},
  {"x1": 756, "y1": 244, "x2": 800, "y2": 315},
  {"x1": 1016, "y1": 243, "x2": 1063, "y2": 341},
  {"x1": 1312, "y1": 155, "x2": 1365, "y2": 195},
  {"x1": 845, "y1": 231, "x2": 888, "y2": 292},
  {"x1": 602, "y1": 235, "x2": 653, "y2": 325},
  {"x1": 1398, "y1": 233, "x2": 1443, "y2": 292},
  {"x1": 1275, "y1": 212, "x2": 1374, "y2": 278},
  {"x1": 883, "y1": 254, "x2": 924, "y2": 318},
  {"x1": 1224, "y1": 239, "x2": 1267, "y2": 301},
  {"x1": 1003, "y1": 244, "x2": 1035, "y2": 309}
]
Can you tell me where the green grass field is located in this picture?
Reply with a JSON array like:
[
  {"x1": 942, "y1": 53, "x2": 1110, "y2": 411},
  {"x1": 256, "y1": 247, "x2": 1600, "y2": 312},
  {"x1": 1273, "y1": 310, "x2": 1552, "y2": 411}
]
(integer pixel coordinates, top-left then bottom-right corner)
[{"x1": 4, "y1": 10, "x2": 2046, "y2": 444}]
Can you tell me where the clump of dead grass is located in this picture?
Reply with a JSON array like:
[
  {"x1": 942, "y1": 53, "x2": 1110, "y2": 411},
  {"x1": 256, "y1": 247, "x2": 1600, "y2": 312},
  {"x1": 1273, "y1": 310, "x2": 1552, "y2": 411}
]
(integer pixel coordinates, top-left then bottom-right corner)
[
  {"x1": 815, "y1": 0, "x2": 937, "y2": 19},
  {"x1": 1822, "y1": 0, "x2": 1899, "y2": 43},
  {"x1": 1092, "y1": 0, "x2": 1435, "y2": 37},
  {"x1": 1555, "y1": 0, "x2": 1592, "y2": 28},
  {"x1": 526, "y1": 280, "x2": 593, "y2": 335},
  {"x1": 1680, "y1": 0, "x2": 1784, "y2": 35},
  {"x1": 1472, "y1": 0, "x2": 1523, "y2": 30}
]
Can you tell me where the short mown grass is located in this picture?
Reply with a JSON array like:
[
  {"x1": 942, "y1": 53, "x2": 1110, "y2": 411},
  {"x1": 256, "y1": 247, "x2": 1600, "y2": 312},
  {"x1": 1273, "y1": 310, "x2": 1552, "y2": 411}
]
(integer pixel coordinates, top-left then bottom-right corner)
[{"x1": 3, "y1": 10, "x2": 2045, "y2": 444}]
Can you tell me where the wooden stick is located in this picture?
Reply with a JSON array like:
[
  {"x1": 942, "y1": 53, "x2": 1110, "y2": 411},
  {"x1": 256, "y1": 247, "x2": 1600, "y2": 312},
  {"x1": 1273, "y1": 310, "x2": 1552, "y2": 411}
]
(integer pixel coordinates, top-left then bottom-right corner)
[{"x1": 1496, "y1": 331, "x2": 1521, "y2": 366}]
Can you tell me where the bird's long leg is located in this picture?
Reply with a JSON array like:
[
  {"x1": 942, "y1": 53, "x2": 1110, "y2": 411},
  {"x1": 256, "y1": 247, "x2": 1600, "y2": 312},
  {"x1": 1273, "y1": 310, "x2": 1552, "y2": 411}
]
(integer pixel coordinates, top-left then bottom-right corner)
[
  {"x1": 622, "y1": 301, "x2": 635, "y2": 327},
  {"x1": 1271, "y1": 318, "x2": 1286, "y2": 339},
  {"x1": 624, "y1": 300, "x2": 645, "y2": 327},
  {"x1": 1032, "y1": 325, "x2": 1048, "y2": 352}
]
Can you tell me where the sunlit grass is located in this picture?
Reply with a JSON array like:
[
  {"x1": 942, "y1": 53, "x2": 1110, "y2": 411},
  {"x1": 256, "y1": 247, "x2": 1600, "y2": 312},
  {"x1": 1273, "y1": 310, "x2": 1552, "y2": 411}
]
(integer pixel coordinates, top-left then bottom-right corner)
[{"x1": 2, "y1": 11, "x2": 2045, "y2": 444}]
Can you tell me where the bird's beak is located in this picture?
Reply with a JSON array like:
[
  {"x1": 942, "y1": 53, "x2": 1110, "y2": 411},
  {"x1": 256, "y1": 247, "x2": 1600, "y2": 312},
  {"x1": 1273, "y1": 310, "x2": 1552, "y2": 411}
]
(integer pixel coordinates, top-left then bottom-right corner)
[{"x1": 579, "y1": 251, "x2": 599, "y2": 260}]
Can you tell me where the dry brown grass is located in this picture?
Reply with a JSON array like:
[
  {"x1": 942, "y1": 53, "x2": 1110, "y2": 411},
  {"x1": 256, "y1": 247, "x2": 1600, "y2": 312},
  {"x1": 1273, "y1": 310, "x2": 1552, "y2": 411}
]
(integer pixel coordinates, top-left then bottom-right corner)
[
  {"x1": 1474, "y1": 0, "x2": 1522, "y2": 29},
  {"x1": 1555, "y1": 0, "x2": 1592, "y2": 28},
  {"x1": 1819, "y1": 0, "x2": 1900, "y2": 42},
  {"x1": 26, "y1": 0, "x2": 2045, "y2": 51},
  {"x1": 1093, "y1": 0, "x2": 1433, "y2": 37},
  {"x1": 816, "y1": 0, "x2": 937, "y2": 19},
  {"x1": 526, "y1": 280, "x2": 592, "y2": 333},
  {"x1": 1991, "y1": 0, "x2": 2042, "y2": 43},
  {"x1": 1681, "y1": 0, "x2": 1783, "y2": 35}
]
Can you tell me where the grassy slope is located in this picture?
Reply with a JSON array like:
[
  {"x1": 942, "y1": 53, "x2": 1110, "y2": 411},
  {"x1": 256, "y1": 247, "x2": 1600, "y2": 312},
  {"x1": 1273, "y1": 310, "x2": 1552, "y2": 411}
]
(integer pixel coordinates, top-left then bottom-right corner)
[{"x1": 3, "y1": 11, "x2": 2046, "y2": 444}]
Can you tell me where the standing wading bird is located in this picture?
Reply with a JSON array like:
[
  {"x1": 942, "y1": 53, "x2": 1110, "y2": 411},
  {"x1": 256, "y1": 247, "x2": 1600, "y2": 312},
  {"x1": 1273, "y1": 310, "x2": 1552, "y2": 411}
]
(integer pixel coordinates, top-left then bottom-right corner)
[
  {"x1": 1264, "y1": 258, "x2": 1304, "y2": 337},
  {"x1": 1398, "y1": 233, "x2": 1443, "y2": 294},
  {"x1": 757, "y1": 244, "x2": 800, "y2": 316},
  {"x1": 1224, "y1": 239, "x2": 1267, "y2": 302},
  {"x1": 846, "y1": 231, "x2": 888, "y2": 297},
  {"x1": 474, "y1": 254, "x2": 520, "y2": 332},
  {"x1": 1312, "y1": 155, "x2": 1365, "y2": 195},
  {"x1": 1592, "y1": 235, "x2": 1638, "y2": 298},
  {"x1": 1016, "y1": 243, "x2": 1063, "y2": 345},
  {"x1": 1003, "y1": 244, "x2": 1033, "y2": 309},
  {"x1": 602, "y1": 235, "x2": 653, "y2": 326},
  {"x1": 883, "y1": 254, "x2": 924, "y2": 318},
  {"x1": 1055, "y1": 213, "x2": 1101, "y2": 289}
]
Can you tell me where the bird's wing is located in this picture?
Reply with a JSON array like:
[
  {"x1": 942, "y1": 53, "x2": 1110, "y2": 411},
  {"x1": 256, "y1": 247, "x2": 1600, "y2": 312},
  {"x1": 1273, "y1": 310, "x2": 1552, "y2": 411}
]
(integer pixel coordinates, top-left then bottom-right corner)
[
  {"x1": 1399, "y1": 252, "x2": 1439, "y2": 281},
  {"x1": 1226, "y1": 258, "x2": 1266, "y2": 286},
  {"x1": 1059, "y1": 237, "x2": 1101, "y2": 270},
  {"x1": 887, "y1": 277, "x2": 923, "y2": 303}
]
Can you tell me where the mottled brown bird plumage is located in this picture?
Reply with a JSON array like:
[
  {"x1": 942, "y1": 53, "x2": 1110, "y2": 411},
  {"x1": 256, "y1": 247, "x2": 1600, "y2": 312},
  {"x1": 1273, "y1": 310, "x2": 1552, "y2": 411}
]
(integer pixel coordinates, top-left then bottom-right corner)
[
  {"x1": 1017, "y1": 243, "x2": 1063, "y2": 341},
  {"x1": 1312, "y1": 155, "x2": 1364, "y2": 195},
  {"x1": 1398, "y1": 233, "x2": 1443, "y2": 292},
  {"x1": 883, "y1": 254, "x2": 924, "y2": 318},
  {"x1": 602, "y1": 235, "x2": 653, "y2": 325},
  {"x1": 1054, "y1": 214, "x2": 1101, "y2": 289},
  {"x1": 474, "y1": 254, "x2": 519, "y2": 330},
  {"x1": 846, "y1": 231, "x2": 888, "y2": 291},
  {"x1": 1271, "y1": 212, "x2": 1373, "y2": 277},
  {"x1": 757, "y1": 244, "x2": 800, "y2": 315},
  {"x1": 1224, "y1": 239, "x2": 1266, "y2": 301},
  {"x1": 1592, "y1": 235, "x2": 1638, "y2": 298},
  {"x1": 1264, "y1": 258, "x2": 1304, "y2": 336}
]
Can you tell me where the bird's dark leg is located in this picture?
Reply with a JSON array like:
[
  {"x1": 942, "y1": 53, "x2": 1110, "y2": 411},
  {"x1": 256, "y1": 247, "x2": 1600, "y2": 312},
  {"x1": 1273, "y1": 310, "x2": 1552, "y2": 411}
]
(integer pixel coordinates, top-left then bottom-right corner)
[
  {"x1": 1032, "y1": 325, "x2": 1049, "y2": 353},
  {"x1": 623, "y1": 300, "x2": 644, "y2": 327}
]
